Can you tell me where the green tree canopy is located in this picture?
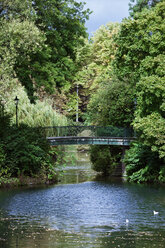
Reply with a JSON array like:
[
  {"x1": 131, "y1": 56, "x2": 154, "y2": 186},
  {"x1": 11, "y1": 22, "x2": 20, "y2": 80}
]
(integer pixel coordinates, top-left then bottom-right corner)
[
  {"x1": 0, "y1": 17, "x2": 45, "y2": 101},
  {"x1": 129, "y1": 0, "x2": 162, "y2": 17},
  {"x1": 0, "y1": 0, "x2": 91, "y2": 101},
  {"x1": 87, "y1": 79, "x2": 135, "y2": 126},
  {"x1": 113, "y1": 1, "x2": 165, "y2": 86},
  {"x1": 69, "y1": 22, "x2": 119, "y2": 121},
  {"x1": 114, "y1": 1, "x2": 165, "y2": 160}
]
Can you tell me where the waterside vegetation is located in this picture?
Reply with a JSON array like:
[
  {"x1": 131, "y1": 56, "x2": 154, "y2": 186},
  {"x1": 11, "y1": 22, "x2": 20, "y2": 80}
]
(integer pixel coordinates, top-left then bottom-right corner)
[{"x1": 86, "y1": 0, "x2": 165, "y2": 183}]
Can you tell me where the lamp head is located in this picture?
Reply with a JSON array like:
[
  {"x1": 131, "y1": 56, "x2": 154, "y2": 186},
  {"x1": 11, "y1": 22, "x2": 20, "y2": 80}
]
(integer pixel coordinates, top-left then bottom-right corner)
[{"x1": 14, "y1": 96, "x2": 19, "y2": 105}]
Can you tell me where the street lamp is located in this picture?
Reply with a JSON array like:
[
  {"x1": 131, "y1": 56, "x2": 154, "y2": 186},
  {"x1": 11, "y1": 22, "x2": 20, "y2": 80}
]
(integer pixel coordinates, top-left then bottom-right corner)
[
  {"x1": 14, "y1": 96, "x2": 19, "y2": 127},
  {"x1": 76, "y1": 84, "x2": 79, "y2": 123}
]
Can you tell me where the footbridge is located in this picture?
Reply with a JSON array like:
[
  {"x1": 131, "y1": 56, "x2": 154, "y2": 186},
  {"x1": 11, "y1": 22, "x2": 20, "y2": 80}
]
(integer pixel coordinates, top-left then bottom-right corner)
[{"x1": 45, "y1": 126, "x2": 135, "y2": 146}]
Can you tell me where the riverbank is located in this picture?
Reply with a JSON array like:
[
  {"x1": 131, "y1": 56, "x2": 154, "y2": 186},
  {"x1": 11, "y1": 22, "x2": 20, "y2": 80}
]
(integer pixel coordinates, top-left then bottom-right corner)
[{"x1": 0, "y1": 174, "x2": 58, "y2": 188}]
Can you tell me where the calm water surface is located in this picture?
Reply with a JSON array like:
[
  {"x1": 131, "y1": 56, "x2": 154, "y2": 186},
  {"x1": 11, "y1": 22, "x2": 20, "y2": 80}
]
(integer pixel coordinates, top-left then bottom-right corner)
[{"x1": 0, "y1": 148, "x2": 165, "y2": 248}]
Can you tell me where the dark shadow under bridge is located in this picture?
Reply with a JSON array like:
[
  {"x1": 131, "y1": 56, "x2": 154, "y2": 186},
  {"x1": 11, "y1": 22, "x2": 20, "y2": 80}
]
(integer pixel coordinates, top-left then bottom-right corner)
[{"x1": 45, "y1": 126, "x2": 135, "y2": 146}]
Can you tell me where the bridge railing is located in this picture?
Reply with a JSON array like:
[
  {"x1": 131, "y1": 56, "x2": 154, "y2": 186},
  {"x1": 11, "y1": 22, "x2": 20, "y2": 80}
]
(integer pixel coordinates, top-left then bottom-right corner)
[{"x1": 43, "y1": 126, "x2": 135, "y2": 138}]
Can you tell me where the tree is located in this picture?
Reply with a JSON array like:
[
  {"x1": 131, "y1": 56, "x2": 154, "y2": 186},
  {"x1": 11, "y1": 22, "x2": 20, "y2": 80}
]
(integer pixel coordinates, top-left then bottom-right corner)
[
  {"x1": 86, "y1": 22, "x2": 119, "y2": 89},
  {"x1": 0, "y1": 0, "x2": 91, "y2": 101},
  {"x1": 0, "y1": 0, "x2": 35, "y2": 20},
  {"x1": 0, "y1": 110, "x2": 54, "y2": 178},
  {"x1": 129, "y1": 0, "x2": 162, "y2": 17},
  {"x1": 124, "y1": 142, "x2": 165, "y2": 183},
  {"x1": 23, "y1": 0, "x2": 91, "y2": 99},
  {"x1": 5, "y1": 85, "x2": 68, "y2": 127},
  {"x1": 113, "y1": 1, "x2": 165, "y2": 164},
  {"x1": 111, "y1": 2, "x2": 165, "y2": 183},
  {"x1": 0, "y1": 17, "x2": 45, "y2": 101},
  {"x1": 90, "y1": 145, "x2": 121, "y2": 176},
  {"x1": 87, "y1": 79, "x2": 135, "y2": 126},
  {"x1": 69, "y1": 22, "x2": 119, "y2": 121},
  {"x1": 113, "y1": 1, "x2": 165, "y2": 86},
  {"x1": 134, "y1": 75, "x2": 165, "y2": 159}
]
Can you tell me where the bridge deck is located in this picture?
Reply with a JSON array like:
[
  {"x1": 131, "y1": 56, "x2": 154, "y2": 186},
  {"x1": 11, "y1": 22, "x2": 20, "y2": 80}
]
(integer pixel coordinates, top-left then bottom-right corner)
[
  {"x1": 45, "y1": 126, "x2": 135, "y2": 146},
  {"x1": 47, "y1": 136, "x2": 135, "y2": 146}
]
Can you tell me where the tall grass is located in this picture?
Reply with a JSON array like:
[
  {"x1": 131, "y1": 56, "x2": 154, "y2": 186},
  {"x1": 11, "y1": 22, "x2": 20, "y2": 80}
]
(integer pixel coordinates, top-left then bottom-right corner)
[{"x1": 5, "y1": 86, "x2": 68, "y2": 127}]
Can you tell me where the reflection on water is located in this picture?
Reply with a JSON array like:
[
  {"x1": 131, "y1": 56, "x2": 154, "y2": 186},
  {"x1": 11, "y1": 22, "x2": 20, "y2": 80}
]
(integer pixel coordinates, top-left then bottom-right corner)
[
  {"x1": 58, "y1": 147, "x2": 97, "y2": 184},
  {"x1": 0, "y1": 147, "x2": 165, "y2": 248}
]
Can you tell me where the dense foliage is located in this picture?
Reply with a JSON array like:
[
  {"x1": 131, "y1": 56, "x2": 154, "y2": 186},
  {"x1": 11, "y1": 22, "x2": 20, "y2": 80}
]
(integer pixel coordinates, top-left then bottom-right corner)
[
  {"x1": 0, "y1": 0, "x2": 90, "y2": 185},
  {"x1": 74, "y1": 22, "x2": 134, "y2": 174},
  {"x1": 72, "y1": 23, "x2": 119, "y2": 121},
  {"x1": 90, "y1": 145, "x2": 122, "y2": 176},
  {"x1": 0, "y1": 111, "x2": 58, "y2": 186},
  {"x1": 124, "y1": 142, "x2": 165, "y2": 183},
  {"x1": 116, "y1": 1, "x2": 164, "y2": 182},
  {"x1": 0, "y1": 0, "x2": 90, "y2": 103},
  {"x1": 129, "y1": 0, "x2": 162, "y2": 16},
  {"x1": 114, "y1": 1, "x2": 165, "y2": 85},
  {"x1": 114, "y1": 1, "x2": 165, "y2": 162},
  {"x1": 87, "y1": 79, "x2": 135, "y2": 126},
  {"x1": 85, "y1": 1, "x2": 165, "y2": 182}
]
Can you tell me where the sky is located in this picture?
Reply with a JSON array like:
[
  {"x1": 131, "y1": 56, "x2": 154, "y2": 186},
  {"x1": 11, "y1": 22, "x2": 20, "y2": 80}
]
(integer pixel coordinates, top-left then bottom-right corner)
[{"x1": 81, "y1": 0, "x2": 131, "y2": 36}]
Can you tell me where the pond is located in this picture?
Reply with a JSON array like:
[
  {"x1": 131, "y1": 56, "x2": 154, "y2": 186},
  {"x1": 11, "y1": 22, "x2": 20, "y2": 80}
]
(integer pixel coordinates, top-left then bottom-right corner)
[{"x1": 0, "y1": 147, "x2": 165, "y2": 248}]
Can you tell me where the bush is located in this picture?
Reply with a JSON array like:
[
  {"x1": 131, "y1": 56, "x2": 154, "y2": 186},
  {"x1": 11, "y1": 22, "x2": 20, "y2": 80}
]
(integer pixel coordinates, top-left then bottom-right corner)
[
  {"x1": 158, "y1": 167, "x2": 165, "y2": 183},
  {"x1": 124, "y1": 142, "x2": 165, "y2": 183},
  {"x1": 3, "y1": 124, "x2": 53, "y2": 176},
  {"x1": 0, "y1": 113, "x2": 56, "y2": 179},
  {"x1": 90, "y1": 145, "x2": 122, "y2": 175}
]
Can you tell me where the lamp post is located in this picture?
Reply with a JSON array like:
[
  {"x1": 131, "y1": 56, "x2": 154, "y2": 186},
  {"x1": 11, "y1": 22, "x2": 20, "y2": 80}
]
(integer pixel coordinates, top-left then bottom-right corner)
[
  {"x1": 14, "y1": 96, "x2": 19, "y2": 127},
  {"x1": 76, "y1": 84, "x2": 79, "y2": 123}
]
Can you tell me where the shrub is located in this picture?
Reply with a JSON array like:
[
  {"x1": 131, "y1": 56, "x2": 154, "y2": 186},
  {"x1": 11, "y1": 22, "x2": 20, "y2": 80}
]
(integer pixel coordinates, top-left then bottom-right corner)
[
  {"x1": 3, "y1": 124, "x2": 53, "y2": 176},
  {"x1": 124, "y1": 142, "x2": 164, "y2": 183},
  {"x1": 90, "y1": 145, "x2": 122, "y2": 175},
  {"x1": 0, "y1": 113, "x2": 55, "y2": 178}
]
